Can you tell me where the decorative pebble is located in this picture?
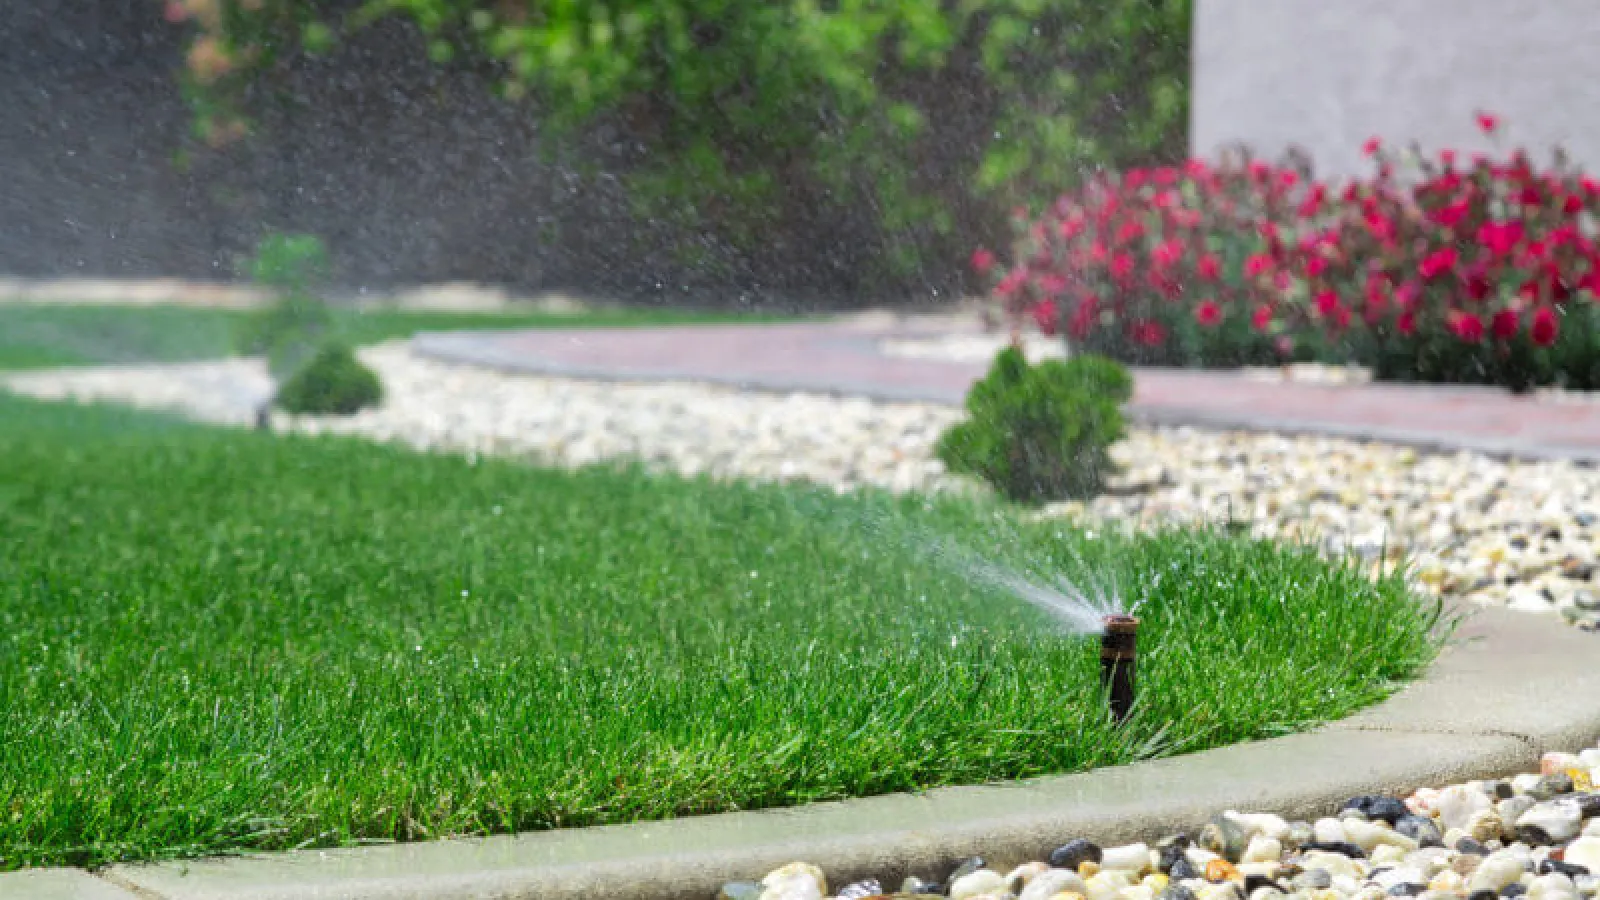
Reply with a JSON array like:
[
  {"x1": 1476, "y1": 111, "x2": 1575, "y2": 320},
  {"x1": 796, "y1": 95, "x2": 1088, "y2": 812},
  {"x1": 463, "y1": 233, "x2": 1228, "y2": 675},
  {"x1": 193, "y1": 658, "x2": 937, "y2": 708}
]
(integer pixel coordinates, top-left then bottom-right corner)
[
  {"x1": 1102, "y1": 844, "x2": 1154, "y2": 875},
  {"x1": 1565, "y1": 836, "x2": 1600, "y2": 872},
  {"x1": 1519, "y1": 802, "x2": 1585, "y2": 845},
  {"x1": 836, "y1": 879, "x2": 883, "y2": 900},
  {"x1": 1052, "y1": 841, "x2": 1105, "y2": 872},
  {"x1": 949, "y1": 869, "x2": 1008, "y2": 900},
  {"x1": 1020, "y1": 870, "x2": 1089, "y2": 900},
  {"x1": 760, "y1": 862, "x2": 827, "y2": 900}
]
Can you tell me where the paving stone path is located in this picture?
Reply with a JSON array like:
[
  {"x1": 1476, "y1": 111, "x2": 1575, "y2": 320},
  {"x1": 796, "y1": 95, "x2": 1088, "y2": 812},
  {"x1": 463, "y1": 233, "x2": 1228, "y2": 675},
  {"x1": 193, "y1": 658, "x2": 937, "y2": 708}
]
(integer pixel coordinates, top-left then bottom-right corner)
[{"x1": 413, "y1": 319, "x2": 1600, "y2": 464}]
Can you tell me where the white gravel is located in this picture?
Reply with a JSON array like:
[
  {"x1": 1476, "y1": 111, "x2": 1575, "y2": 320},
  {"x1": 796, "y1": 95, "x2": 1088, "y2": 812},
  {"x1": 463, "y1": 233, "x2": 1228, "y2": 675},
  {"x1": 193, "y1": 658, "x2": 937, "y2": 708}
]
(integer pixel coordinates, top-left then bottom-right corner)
[
  {"x1": 735, "y1": 745, "x2": 1600, "y2": 900},
  {"x1": 5, "y1": 341, "x2": 1599, "y2": 629}
]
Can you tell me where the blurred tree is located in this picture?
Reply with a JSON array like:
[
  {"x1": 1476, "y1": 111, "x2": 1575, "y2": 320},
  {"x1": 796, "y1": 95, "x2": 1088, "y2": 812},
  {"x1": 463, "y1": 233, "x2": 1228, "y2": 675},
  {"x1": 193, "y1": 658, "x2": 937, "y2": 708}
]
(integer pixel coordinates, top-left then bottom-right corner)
[{"x1": 160, "y1": 0, "x2": 1191, "y2": 298}]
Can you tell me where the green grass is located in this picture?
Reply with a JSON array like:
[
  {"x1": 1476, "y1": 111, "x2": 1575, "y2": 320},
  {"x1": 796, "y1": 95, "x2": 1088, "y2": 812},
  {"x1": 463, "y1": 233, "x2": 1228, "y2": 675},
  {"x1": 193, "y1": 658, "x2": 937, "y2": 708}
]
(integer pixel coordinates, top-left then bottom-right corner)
[
  {"x1": 0, "y1": 394, "x2": 1443, "y2": 870},
  {"x1": 0, "y1": 304, "x2": 783, "y2": 371}
]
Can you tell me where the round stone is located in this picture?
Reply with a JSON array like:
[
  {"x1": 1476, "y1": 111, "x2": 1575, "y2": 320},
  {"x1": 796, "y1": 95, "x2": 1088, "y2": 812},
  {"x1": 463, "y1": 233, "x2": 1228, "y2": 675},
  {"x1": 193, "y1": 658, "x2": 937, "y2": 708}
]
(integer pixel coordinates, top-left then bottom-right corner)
[{"x1": 1051, "y1": 840, "x2": 1104, "y2": 871}]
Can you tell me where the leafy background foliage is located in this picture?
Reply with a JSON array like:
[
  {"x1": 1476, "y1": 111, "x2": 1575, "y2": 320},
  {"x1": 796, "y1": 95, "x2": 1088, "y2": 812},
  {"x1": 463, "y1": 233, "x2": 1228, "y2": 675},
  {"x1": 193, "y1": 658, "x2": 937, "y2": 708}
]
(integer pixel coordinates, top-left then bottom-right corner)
[{"x1": 163, "y1": 0, "x2": 1191, "y2": 296}]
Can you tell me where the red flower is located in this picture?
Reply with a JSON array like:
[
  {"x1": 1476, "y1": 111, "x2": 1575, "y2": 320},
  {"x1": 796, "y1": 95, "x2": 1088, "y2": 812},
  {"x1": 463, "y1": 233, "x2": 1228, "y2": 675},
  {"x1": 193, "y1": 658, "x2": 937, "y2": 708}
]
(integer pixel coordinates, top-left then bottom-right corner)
[
  {"x1": 1037, "y1": 274, "x2": 1068, "y2": 297},
  {"x1": 1251, "y1": 305, "x2": 1274, "y2": 332},
  {"x1": 970, "y1": 248, "x2": 996, "y2": 275},
  {"x1": 1194, "y1": 299, "x2": 1223, "y2": 327},
  {"x1": 1491, "y1": 308, "x2": 1519, "y2": 339},
  {"x1": 1476, "y1": 111, "x2": 1500, "y2": 135},
  {"x1": 1297, "y1": 185, "x2": 1326, "y2": 219},
  {"x1": 1314, "y1": 290, "x2": 1341, "y2": 317},
  {"x1": 1243, "y1": 254, "x2": 1274, "y2": 278},
  {"x1": 1196, "y1": 254, "x2": 1222, "y2": 282},
  {"x1": 1362, "y1": 136, "x2": 1382, "y2": 157},
  {"x1": 1419, "y1": 246, "x2": 1459, "y2": 281},
  {"x1": 1397, "y1": 311, "x2": 1417, "y2": 336},
  {"x1": 1430, "y1": 200, "x2": 1470, "y2": 229},
  {"x1": 1531, "y1": 307, "x2": 1560, "y2": 346},
  {"x1": 1439, "y1": 149, "x2": 1457, "y2": 168},
  {"x1": 1365, "y1": 213, "x2": 1396, "y2": 244},
  {"x1": 1479, "y1": 220, "x2": 1524, "y2": 257},
  {"x1": 1364, "y1": 274, "x2": 1391, "y2": 320},
  {"x1": 1115, "y1": 219, "x2": 1145, "y2": 244},
  {"x1": 1306, "y1": 255, "x2": 1330, "y2": 278},
  {"x1": 1031, "y1": 298, "x2": 1059, "y2": 336},
  {"x1": 1129, "y1": 320, "x2": 1167, "y2": 347},
  {"x1": 1151, "y1": 239, "x2": 1185, "y2": 271},
  {"x1": 1450, "y1": 311, "x2": 1486, "y2": 343},
  {"x1": 1110, "y1": 252, "x2": 1136, "y2": 283}
]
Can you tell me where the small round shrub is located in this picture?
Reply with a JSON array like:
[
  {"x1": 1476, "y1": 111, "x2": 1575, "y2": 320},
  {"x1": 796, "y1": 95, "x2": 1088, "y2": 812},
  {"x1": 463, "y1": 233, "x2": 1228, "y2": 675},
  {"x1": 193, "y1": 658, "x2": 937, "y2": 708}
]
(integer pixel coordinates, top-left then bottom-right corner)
[
  {"x1": 274, "y1": 343, "x2": 383, "y2": 416},
  {"x1": 936, "y1": 347, "x2": 1132, "y2": 504}
]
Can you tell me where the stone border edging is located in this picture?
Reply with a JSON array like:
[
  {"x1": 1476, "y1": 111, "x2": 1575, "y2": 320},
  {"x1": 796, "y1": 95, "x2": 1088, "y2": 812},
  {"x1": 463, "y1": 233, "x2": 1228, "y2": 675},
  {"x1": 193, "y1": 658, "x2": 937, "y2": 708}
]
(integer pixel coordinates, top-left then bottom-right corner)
[{"x1": 60, "y1": 605, "x2": 1598, "y2": 900}]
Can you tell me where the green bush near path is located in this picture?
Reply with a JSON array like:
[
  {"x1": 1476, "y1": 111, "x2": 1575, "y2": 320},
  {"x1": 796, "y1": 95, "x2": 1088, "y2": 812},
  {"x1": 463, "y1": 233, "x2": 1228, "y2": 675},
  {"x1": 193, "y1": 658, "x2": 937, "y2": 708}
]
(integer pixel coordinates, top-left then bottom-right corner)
[
  {"x1": 0, "y1": 394, "x2": 1442, "y2": 869},
  {"x1": 938, "y1": 349, "x2": 1132, "y2": 504}
]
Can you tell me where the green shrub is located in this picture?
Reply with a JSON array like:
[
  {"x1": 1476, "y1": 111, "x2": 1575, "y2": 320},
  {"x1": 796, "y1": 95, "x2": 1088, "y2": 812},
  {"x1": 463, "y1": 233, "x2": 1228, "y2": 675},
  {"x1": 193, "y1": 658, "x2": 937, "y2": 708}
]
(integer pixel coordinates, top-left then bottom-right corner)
[
  {"x1": 234, "y1": 233, "x2": 334, "y2": 377},
  {"x1": 163, "y1": 0, "x2": 1191, "y2": 293},
  {"x1": 274, "y1": 342, "x2": 383, "y2": 416},
  {"x1": 937, "y1": 347, "x2": 1131, "y2": 504}
]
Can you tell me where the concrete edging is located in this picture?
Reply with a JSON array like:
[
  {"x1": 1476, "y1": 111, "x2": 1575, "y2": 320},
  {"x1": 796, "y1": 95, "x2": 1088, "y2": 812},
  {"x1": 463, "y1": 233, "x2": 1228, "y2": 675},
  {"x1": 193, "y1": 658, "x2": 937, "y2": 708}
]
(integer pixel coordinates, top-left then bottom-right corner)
[{"x1": 55, "y1": 605, "x2": 1599, "y2": 900}]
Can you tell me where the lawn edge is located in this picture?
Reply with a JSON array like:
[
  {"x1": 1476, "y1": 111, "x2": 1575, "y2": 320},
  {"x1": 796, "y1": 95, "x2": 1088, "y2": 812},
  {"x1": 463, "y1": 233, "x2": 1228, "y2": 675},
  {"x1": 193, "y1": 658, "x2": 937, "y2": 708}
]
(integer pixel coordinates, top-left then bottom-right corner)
[{"x1": 74, "y1": 603, "x2": 1600, "y2": 900}]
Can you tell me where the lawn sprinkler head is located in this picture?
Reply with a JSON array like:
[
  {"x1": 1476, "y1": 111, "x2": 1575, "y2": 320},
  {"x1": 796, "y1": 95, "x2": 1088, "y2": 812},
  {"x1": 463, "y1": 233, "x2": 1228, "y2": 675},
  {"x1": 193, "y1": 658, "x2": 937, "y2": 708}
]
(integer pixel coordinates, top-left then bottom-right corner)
[{"x1": 1099, "y1": 614, "x2": 1139, "y2": 724}]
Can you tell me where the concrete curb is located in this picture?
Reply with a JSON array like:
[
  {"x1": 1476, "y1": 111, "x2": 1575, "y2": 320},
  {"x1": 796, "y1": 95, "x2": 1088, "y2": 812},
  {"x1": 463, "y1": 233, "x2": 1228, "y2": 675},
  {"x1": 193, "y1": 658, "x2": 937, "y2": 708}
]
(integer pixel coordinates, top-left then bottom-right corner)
[{"x1": 54, "y1": 605, "x2": 1597, "y2": 900}]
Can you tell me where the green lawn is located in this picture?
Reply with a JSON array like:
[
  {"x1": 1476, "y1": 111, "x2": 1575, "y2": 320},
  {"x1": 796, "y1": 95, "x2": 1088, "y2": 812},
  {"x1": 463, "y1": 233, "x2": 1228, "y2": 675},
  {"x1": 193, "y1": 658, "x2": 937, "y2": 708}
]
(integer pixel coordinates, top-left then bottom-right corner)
[
  {"x1": 0, "y1": 303, "x2": 782, "y2": 371},
  {"x1": 0, "y1": 394, "x2": 1442, "y2": 869}
]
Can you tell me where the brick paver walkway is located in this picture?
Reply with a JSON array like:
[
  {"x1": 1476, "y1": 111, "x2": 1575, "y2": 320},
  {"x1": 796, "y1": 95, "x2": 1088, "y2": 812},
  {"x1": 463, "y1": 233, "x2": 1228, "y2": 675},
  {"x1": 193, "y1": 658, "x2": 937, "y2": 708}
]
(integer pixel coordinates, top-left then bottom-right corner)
[{"x1": 412, "y1": 320, "x2": 1600, "y2": 462}]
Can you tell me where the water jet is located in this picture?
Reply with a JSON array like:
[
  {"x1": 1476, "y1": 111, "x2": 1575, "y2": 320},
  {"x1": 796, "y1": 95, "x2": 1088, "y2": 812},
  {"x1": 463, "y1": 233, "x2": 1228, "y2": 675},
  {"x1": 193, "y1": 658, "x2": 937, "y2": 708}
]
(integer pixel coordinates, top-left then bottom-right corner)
[{"x1": 1099, "y1": 614, "x2": 1139, "y2": 723}]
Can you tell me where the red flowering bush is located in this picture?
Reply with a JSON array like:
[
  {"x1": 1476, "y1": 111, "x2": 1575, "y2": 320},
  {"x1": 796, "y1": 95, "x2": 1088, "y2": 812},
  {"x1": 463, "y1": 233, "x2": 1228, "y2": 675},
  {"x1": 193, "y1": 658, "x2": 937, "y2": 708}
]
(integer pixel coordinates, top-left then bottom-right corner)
[
  {"x1": 977, "y1": 115, "x2": 1600, "y2": 392},
  {"x1": 979, "y1": 151, "x2": 1321, "y2": 367},
  {"x1": 1285, "y1": 122, "x2": 1600, "y2": 391}
]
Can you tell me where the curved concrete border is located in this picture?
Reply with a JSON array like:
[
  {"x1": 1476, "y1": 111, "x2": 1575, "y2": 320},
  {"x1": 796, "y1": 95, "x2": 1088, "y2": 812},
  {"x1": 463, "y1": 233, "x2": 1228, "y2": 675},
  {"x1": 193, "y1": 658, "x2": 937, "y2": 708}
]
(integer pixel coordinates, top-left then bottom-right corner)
[{"x1": 67, "y1": 605, "x2": 1598, "y2": 900}]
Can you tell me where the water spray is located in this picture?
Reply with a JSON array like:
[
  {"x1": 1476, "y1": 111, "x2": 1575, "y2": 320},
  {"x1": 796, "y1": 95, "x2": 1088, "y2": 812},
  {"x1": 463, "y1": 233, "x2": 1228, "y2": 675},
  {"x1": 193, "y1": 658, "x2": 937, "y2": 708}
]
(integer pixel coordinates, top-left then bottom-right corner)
[{"x1": 1099, "y1": 614, "x2": 1139, "y2": 723}]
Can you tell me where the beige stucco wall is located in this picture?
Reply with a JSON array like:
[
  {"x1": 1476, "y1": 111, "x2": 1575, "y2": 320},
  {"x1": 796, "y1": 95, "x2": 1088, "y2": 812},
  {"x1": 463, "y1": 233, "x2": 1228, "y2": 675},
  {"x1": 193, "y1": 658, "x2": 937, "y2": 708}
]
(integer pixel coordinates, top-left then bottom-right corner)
[{"x1": 1191, "y1": 0, "x2": 1600, "y2": 178}]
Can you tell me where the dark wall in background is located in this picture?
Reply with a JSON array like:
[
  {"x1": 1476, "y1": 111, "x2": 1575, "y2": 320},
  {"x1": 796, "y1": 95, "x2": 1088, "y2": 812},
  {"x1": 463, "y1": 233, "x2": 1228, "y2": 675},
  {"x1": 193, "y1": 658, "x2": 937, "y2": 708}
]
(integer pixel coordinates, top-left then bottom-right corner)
[{"x1": 0, "y1": 3, "x2": 947, "y2": 308}]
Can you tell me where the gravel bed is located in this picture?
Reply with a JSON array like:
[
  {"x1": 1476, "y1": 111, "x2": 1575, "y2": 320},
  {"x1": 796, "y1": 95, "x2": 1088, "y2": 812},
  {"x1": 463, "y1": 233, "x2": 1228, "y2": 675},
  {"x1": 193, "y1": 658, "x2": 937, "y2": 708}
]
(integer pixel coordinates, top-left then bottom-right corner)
[
  {"x1": 726, "y1": 745, "x2": 1600, "y2": 900},
  {"x1": 5, "y1": 342, "x2": 1599, "y2": 630}
]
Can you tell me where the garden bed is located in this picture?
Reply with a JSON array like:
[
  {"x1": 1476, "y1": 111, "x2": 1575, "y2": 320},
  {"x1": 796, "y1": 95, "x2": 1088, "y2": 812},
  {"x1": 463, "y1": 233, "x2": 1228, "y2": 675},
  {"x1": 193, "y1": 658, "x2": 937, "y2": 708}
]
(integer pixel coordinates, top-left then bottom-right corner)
[
  {"x1": 0, "y1": 393, "x2": 1440, "y2": 870},
  {"x1": 977, "y1": 116, "x2": 1600, "y2": 394}
]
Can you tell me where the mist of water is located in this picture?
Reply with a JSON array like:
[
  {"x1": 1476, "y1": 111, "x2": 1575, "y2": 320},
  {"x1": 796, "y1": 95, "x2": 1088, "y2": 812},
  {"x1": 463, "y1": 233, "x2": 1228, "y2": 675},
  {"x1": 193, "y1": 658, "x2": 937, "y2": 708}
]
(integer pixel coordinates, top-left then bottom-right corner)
[{"x1": 847, "y1": 501, "x2": 1133, "y2": 636}]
